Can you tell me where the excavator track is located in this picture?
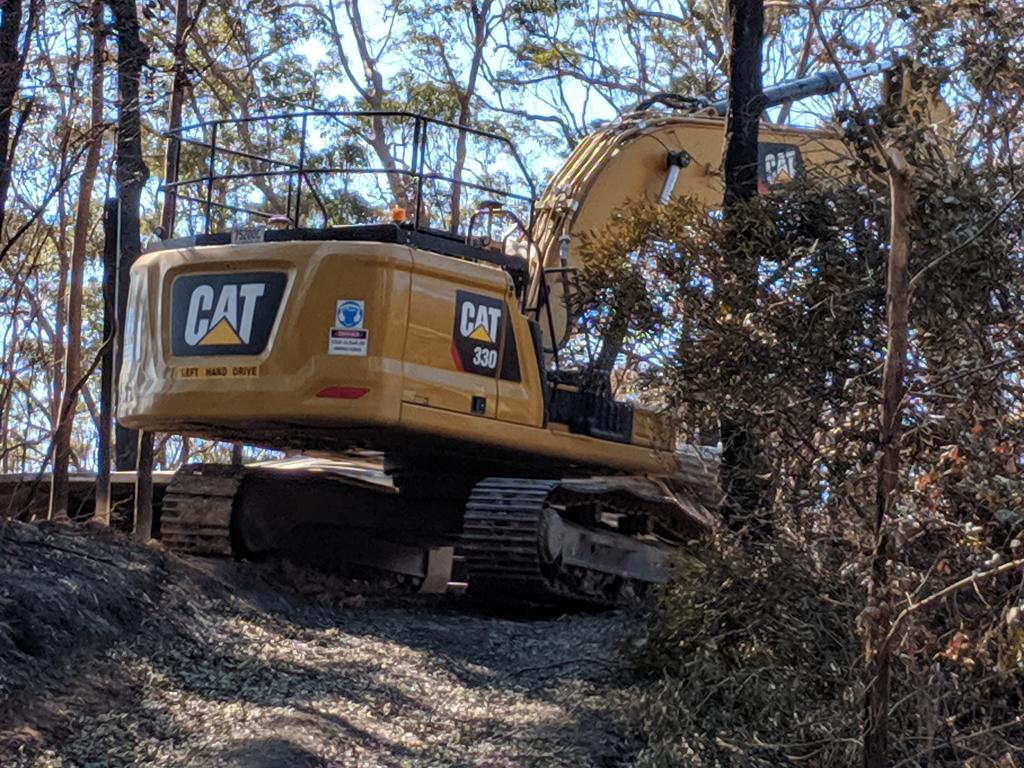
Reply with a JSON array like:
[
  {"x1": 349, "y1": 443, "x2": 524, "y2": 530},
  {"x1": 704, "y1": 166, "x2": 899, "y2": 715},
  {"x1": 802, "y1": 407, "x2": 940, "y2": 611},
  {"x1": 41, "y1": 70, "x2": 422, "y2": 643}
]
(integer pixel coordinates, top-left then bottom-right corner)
[
  {"x1": 159, "y1": 463, "x2": 245, "y2": 556},
  {"x1": 157, "y1": 460, "x2": 457, "y2": 593},
  {"x1": 160, "y1": 466, "x2": 695, "y2": 609},
  {"x1": 462, "y1": 478, "x2": 672, "y2": 609}
]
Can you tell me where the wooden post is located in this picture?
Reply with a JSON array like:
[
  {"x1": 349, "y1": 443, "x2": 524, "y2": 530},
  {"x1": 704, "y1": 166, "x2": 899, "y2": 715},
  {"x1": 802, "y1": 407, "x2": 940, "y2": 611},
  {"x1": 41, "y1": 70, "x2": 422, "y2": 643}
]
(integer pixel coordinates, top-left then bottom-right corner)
[
  {"x1": 94, "y1": 198, "x2": 118, "y2": 525},
  {"x1": 133, "y1": 430, "x2": 154, "y2": 540}
]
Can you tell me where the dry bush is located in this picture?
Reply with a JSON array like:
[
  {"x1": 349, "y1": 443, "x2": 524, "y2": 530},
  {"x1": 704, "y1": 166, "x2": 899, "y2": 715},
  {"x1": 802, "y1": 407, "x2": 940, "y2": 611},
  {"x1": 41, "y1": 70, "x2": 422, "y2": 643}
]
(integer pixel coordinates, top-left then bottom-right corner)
[
  {"x1": 630, "y1": 540, "x2": 861, "y2": 766},
  {"x1": 576, "y1": 119, "x2": 1024, "y2": 764}
]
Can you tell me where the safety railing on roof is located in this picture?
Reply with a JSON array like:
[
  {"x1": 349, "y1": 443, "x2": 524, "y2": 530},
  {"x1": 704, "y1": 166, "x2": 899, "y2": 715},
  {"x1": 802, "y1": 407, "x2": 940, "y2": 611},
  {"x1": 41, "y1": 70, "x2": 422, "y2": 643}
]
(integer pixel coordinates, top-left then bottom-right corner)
[{"x1": 160, "y1": 110, "x2": 537, "y2": 241}]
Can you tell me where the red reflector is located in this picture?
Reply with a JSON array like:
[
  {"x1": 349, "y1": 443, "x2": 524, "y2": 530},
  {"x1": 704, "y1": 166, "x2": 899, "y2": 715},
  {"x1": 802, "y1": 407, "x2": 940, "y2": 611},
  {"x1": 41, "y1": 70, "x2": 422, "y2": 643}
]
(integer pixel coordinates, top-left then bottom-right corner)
[{"x1": 316, "y1": 386, "x2": 369, "y2": 399}]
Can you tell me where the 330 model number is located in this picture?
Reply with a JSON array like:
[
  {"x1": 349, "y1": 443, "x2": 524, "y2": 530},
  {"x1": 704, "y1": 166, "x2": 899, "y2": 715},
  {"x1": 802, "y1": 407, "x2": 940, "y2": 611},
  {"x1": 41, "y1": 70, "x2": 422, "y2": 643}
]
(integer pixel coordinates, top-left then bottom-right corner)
[{"x1": 472, "y1": 346, "x2": 498, "y2": 369}]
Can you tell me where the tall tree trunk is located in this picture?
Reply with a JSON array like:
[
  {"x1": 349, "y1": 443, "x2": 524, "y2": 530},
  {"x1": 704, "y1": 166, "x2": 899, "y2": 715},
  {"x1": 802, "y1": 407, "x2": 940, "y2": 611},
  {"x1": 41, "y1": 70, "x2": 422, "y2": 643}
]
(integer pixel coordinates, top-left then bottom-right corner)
[
  {"x1": 110, "y1": 0, "x2": 148, "y2": 289},
  {"x1": 722, "y1": 0, "x2": 764, "y2": 209},
  {"x1": 0, "y1": 0, "x2": 23, "y2": 237},
  {"x1": 94, "y1": 198, "x2": 119, "y2": 525},
  {"x1": 160, "y1": 0, "x2": 190, "y2": 237},
  {"x1": 49, "y1": 0, "x2": 106, "y2": 521},
  {"x1": 107, "y1": 0, "x2": 152, "y2": 536},
  {"x1": 863, "y1": 151, "x2": 912, "y2": 768},
  {"x1": 109, "y1": 0, "x2": 147, "y2": 473},
  {"x1": 52, "y1": 185, "x2": 68, "y2": 430},
  {"x1": 449, "y1": 112, "x2": 469, "y2": 233},
  {"x1": 719, "y1": 0, "x2": 771, "y2": 535},
  {"x1": 447, "y1": 1, "x2": 489, "y2": 233},
  {"x1": 160, "y1": 0, "x2": 193, "y2": 466}
]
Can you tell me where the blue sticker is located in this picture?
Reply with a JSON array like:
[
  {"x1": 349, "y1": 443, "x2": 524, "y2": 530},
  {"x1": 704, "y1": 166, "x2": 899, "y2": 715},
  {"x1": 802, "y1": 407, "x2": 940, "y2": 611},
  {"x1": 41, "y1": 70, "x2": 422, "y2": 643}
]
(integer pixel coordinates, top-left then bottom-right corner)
[{"x1": 336, "y1": 300, "x2": 364, "y2": 329}]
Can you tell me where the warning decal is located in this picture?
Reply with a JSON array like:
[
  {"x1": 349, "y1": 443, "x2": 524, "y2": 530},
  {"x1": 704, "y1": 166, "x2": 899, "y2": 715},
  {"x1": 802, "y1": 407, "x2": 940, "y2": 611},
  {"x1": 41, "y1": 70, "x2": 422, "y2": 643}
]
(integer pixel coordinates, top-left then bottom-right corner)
[
  {"x1": 452, "y1": 290, "x2": 503, "y2": 376},
  {"x1": 328, "y1": 327, "x2": 369, "y2": 356}
]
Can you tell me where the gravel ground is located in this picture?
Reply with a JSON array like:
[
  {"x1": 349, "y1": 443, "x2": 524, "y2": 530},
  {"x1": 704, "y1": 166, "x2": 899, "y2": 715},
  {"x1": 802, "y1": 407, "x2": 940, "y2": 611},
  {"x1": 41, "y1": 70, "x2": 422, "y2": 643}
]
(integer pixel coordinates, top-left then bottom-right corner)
[{"x1": 0, "y1": 521, "x2": 643, "y2": 767}]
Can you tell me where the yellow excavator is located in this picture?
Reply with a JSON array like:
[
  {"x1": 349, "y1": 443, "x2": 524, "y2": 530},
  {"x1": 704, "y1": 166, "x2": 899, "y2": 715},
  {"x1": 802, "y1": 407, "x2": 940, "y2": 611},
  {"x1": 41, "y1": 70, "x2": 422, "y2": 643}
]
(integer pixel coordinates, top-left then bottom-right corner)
[{"x1": 118, "y1": 59, "x2": 937, "y2": 606}]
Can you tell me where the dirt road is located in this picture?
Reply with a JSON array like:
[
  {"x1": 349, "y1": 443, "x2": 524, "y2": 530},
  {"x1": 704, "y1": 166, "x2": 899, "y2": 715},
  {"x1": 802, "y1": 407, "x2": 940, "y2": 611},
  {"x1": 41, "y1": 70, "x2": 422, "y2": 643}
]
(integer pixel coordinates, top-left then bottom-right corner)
[{"x1": 0, "y1": 521, "x2": 642, "y2": 767}]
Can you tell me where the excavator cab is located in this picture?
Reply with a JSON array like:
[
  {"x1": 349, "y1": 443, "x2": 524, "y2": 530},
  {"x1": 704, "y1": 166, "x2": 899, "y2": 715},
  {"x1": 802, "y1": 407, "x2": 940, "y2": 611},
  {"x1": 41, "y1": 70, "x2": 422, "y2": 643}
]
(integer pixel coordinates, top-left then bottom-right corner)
[{"x1": 466, "y1": 199, "x2": 528, "y2": 253}]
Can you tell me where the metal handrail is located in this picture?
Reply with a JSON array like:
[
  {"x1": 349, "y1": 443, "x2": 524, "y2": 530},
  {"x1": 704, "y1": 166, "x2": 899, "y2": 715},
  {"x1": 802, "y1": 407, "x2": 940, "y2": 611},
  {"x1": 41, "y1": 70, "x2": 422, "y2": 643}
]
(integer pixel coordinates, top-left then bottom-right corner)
[
  {"x1": 162, "y1": 166, "x2": 533, "y2": 204},
  {"x1": 161, "y1": 109, "x2": 537, "y2": 238}
]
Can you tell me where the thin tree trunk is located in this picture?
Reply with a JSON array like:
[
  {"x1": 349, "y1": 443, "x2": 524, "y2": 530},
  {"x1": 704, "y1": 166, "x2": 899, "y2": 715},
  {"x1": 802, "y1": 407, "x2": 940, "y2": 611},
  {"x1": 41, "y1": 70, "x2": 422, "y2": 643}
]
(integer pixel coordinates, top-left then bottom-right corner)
[
  {"x1": 449, "y1": 117, "x2": 469, "y2": 233},
  {"x1": 719, "y1": 0, "x2": 771, "y2": 536},
  {"x1": 447, "y1": 1, "x2": 489, "y2": 233},
  {"x1": 107, "y1": 0, "x2": 151, "y2": 532},
  {"x1": 160, "y1": 0, "x2": 190, "y2": 237},
  {"x1": 159, "y1": 0, "x2": 193, "y2": 471},
  {"x1": 50, "y1": 0, "x2": 106, "y2": 521},
  {"x1": 94, "y1": 199, "x2": 119, "y2": 525},
  {"x1": 51, "y1": 187, "x2": 68, "y2": 430},
  {"x1": 863, "y1": 151, "x2": 912, "y2": 768}
]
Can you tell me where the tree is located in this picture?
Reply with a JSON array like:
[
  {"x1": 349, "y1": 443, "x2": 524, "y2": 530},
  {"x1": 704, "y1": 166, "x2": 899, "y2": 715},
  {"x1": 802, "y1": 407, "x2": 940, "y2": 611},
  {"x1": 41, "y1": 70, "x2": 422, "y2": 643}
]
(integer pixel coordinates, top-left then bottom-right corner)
[
  {"x1": 49, "y1": 0, "x2": 106, "y2": 521},
  {"x1": 403, "y1": 0, "x2": 501, "y2": 230},
  {"x1": 719, "y1": 0, "x2": 772, "y2": 535},
  {"x1": 107, "y1": 0, "x2": 150, "y2": 536},
  {"x1": 0, "y1": 0, "x2": 37, "y2": 242},
  {"x1": 159, "y1": 0, "x2": 199, "y2": 237}
]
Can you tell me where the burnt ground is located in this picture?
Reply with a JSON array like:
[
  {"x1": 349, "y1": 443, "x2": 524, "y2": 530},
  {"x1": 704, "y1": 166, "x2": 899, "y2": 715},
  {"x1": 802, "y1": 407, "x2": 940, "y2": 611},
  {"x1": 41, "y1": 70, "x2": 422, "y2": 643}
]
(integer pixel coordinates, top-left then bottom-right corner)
[{"x1": 0, "y1": 520, "x2": 644, "y2": 767}]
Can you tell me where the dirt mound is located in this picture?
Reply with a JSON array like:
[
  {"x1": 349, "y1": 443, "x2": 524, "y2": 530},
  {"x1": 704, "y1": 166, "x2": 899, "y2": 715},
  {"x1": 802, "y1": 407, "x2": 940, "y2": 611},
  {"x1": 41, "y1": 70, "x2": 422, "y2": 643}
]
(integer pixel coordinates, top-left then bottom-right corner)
[{"x1": 0, "y1": 521, "x2": 185, "y2": 706}]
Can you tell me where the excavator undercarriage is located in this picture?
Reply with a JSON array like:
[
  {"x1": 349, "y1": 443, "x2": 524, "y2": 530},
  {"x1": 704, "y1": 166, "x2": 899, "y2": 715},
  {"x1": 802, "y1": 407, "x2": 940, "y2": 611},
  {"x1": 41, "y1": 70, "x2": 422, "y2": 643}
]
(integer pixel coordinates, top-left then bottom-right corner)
[{"x1": 158, "y1": 452, "x2": 717, "y2": 609}]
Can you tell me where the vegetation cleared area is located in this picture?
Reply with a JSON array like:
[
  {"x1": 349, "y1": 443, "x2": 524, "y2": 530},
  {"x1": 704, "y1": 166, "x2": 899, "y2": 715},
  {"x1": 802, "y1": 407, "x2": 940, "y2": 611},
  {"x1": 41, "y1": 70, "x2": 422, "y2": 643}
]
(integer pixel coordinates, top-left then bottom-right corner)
[
  {"x1": 1, "y1": 520, "x2": 641, "y2": 767},
  {"x1": 2, "y1": 0, "x2": 1023, "y2": 766}
]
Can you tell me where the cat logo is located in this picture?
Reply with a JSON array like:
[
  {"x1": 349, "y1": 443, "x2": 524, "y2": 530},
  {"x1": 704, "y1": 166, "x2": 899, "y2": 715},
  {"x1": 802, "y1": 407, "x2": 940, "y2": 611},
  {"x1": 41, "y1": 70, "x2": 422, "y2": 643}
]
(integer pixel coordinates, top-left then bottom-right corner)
[
  {"x1": 185, "y1": 283, "x2": 265, "y2": 346},
  {"x1": 758, "y1": 142, "x2": 803, "y2": 191},
  {"x1": 452, "y1": 290, "x2": 504, "y2": 376},
  {"x1": 171, "y1": 272, "x2": 287, "y2": 357},
  {"x1": 459, "y1": 300, "x2": 502, "y2": 344}
]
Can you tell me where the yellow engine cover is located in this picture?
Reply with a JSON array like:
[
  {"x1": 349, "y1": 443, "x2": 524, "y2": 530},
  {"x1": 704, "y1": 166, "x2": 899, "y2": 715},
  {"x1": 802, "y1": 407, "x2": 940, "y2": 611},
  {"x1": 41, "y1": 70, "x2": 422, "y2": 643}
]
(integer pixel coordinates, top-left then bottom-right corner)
[{"x1": 119, "y1": 239, "x2": 677, "y2": 474}]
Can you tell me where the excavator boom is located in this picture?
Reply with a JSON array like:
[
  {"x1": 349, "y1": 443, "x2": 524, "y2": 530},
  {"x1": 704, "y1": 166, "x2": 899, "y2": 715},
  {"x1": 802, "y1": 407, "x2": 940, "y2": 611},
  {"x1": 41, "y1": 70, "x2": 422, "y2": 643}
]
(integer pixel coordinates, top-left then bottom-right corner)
[{"x1": 526, "y1": 57, "x2": 950, "y2": 353}]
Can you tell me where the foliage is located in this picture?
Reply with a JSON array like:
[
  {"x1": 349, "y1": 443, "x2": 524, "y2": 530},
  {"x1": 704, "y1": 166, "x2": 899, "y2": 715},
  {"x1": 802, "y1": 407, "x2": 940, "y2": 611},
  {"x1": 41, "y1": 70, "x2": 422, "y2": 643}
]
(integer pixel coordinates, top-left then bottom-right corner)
[
  {"x1": 577, "y1": 127, "x2": 1024, "y2": 762},
  {"x1": 631, "y1": 541, "x2": 860, "y2": 766}
]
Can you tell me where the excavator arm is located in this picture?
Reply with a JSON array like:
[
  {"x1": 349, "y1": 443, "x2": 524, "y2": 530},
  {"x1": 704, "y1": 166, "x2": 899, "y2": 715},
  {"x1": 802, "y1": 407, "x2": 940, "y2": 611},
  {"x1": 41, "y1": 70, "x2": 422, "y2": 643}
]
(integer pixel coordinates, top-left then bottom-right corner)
[{"x1": 524, "y1": 57, "x2": 951, "y2": 355}]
